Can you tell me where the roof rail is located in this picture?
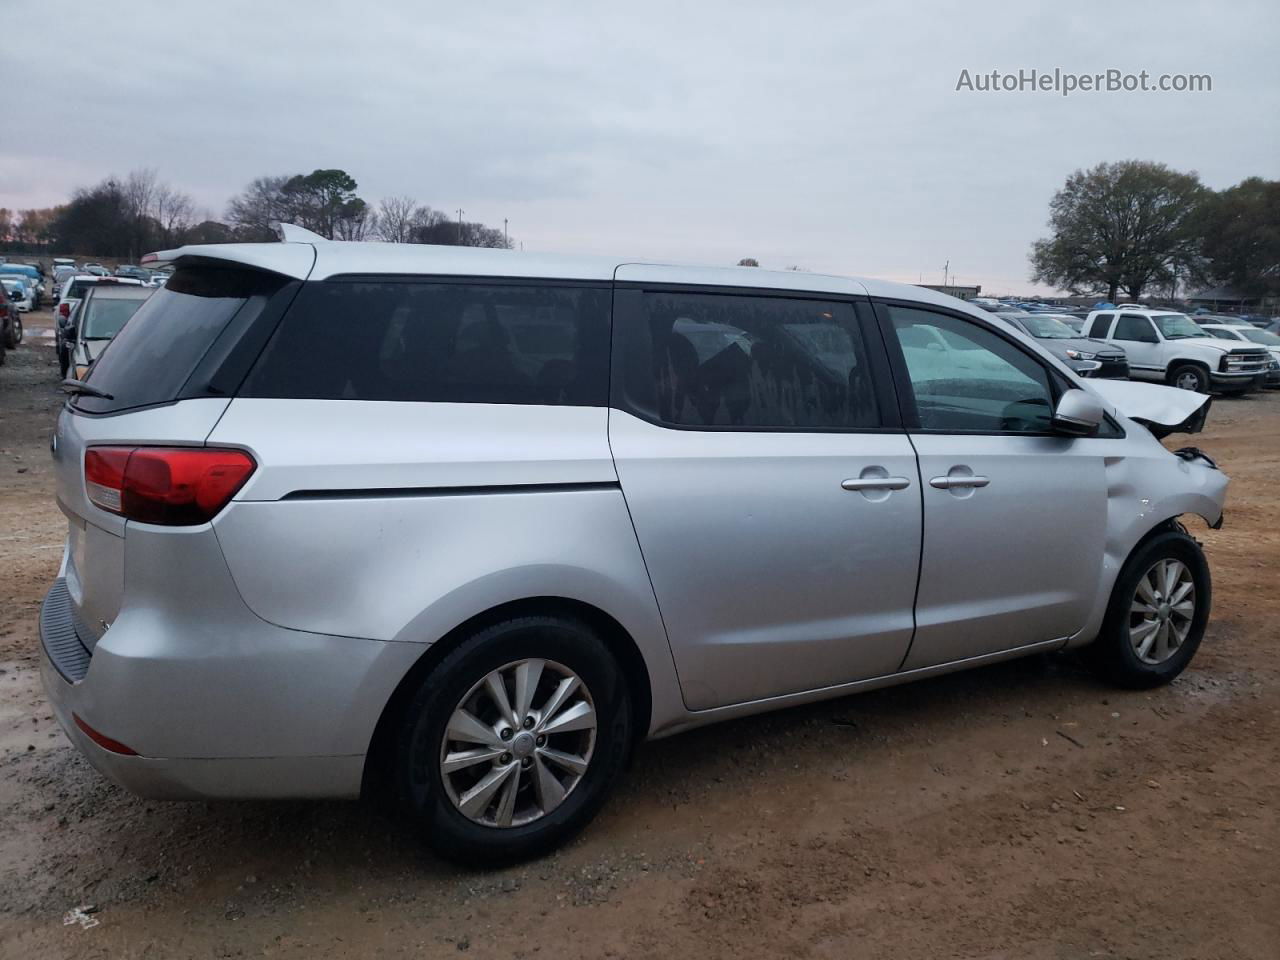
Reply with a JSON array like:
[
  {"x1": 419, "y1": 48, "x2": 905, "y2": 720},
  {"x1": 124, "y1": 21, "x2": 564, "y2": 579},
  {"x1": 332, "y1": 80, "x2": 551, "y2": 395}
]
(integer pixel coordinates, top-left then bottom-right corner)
[{"x1": 276, "y1": 222, "x2": 329, "y2": 243}]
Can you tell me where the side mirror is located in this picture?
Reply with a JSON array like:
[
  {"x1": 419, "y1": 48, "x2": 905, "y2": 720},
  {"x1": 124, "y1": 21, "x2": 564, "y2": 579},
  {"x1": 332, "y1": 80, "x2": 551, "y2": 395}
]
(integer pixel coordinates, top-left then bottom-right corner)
[{"x1": 1052, "y1": 388, "x2": 1104, "y2": 437}]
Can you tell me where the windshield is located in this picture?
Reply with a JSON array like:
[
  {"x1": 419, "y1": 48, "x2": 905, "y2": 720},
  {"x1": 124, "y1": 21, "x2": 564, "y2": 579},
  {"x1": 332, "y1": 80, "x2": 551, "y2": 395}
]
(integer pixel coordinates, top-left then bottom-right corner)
[
  {"x1": 82, "y1": 297, "x2": 148, "y2": 339},
  {"x1": 1019, "y1": 315, "x2": 1077, "y2": 338},
  {"x1": 1242, "y1": 328, "x2": 1280, "y2": 346},
  {"x1": 1151, "y1": 313, "x2": 1203, "y2": 339}
]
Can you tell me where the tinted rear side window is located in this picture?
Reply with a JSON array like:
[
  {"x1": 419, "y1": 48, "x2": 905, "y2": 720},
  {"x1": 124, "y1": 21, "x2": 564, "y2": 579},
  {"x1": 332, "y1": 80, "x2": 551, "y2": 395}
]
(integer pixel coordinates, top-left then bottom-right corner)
[
  {"x1": 75, "y1": 266, "x2": 288, "y2": 414},
  {"x1": 613, "y1": 289, "x2": 882, "y2": 429},
  {"x1": 241, "y1": 281, "x2": 611, "y2": 405},
  {"x1": 1085, "y1": 312, "x2": 1113, "y2": 337}
]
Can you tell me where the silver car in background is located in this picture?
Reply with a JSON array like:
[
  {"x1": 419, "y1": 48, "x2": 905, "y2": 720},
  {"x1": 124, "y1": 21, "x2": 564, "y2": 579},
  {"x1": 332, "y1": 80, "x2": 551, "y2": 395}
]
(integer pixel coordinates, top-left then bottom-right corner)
[{"x1": 42, "y1": 232, "x2": 1227, "y2": 864}]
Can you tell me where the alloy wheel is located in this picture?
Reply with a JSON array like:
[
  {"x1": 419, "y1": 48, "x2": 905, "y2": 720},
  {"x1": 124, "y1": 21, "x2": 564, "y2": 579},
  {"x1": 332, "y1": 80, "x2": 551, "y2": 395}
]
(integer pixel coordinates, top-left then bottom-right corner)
[
  {"x1": 1128, "y1": 558, "x2": 1195, "y2": 665},
  {"x1": 439, "y1": 658, "x2": 596, "y2": 828}
]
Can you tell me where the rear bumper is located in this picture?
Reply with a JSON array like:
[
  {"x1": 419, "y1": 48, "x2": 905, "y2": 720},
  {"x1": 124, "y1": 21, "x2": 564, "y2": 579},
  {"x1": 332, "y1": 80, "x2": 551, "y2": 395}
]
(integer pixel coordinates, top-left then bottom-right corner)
[
  {"x1": 39, "y1": 648, "x2": 365, "y2": 799},
  {"x1": 38, "y1": 529, "x2": 426, "y2": 800}
]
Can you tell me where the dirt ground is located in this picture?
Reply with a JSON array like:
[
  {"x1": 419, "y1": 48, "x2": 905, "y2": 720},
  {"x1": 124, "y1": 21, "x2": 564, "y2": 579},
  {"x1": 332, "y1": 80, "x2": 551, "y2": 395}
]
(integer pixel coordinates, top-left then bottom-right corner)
[{"x1": 1, "y1": 313, "x2": 1277, "y2": 959}]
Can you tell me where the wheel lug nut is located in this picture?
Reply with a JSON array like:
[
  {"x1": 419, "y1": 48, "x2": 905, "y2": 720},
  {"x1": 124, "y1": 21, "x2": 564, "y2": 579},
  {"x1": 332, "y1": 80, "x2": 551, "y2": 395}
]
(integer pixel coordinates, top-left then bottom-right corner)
[
  {"x1": 523, "y1": 716, "x2": 535, "y2": 729},
  {"x1": 500, "y1": 752, "x2": 512, "y2": 764},
  {"x1": 500, "y1": 728, "x2": 513, "y2": 741},
  {"x1": 535, "y1": 735, "x2": 546, "y2": 747},
  {"x1": 521, "y1": 757, "x2": 533, "y2": 769}
]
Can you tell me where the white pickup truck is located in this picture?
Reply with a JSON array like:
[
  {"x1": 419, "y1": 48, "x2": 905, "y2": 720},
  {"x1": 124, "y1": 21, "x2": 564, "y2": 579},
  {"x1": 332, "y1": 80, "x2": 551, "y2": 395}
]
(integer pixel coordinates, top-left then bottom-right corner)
[{"x1": 1083, "y1": 307, "x2": 1270, "y2": 394}]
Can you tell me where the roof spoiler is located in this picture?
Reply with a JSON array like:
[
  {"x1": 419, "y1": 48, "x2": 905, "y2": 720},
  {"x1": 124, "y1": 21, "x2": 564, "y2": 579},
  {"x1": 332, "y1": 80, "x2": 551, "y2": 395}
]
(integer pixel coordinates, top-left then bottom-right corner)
[{"x1": 275, "y1": 222, "x2": 328, "y2": 243}]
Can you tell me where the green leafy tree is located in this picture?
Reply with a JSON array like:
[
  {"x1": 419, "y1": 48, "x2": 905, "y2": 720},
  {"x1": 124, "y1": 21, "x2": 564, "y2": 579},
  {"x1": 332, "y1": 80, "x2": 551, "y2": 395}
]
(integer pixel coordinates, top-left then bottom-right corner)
[
  {"x1": 1194, "y1": 177, "x2": 1280, "y2": 298},
  {"x1": 282, "y1": 169, "x2": 368, "y2": 240},
  {"x1": 1030, "y1": 160, "x2": 1206, "y2": 302}
]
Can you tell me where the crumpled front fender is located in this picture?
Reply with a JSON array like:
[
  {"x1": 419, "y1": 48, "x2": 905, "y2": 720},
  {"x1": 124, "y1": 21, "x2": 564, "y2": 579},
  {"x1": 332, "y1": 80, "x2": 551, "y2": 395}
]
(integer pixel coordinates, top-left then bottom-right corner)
[{"x1": 1085, "y1": 379, "x2": 1211, "y2": 438}]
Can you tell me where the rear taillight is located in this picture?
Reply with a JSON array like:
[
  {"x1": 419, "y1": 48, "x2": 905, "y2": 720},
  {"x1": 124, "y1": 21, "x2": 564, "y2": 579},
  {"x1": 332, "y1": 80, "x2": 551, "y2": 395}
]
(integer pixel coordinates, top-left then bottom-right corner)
[
  {"x1": 84, "y1": 446, "x2": 256, "y2": 525},
  {"x1": 58, "y1": 302, "x2": 70, "y2": 318}
]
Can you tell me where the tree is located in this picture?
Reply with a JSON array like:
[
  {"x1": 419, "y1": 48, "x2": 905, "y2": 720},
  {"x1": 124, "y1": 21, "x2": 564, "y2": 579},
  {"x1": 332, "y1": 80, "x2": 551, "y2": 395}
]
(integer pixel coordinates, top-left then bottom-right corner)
[
  {"x1": 281, "y1": 169, "x2": 368, "y2": 240},
  {"x1": 152, "y1": 183, "x2": 197, "y2": 248},
  {"x1": 410, "y1": 212, "x2": 512, "y2": 248},
  {"x1": 1194, "y1": 177, "x2": 1280, "y2": 298},
  {"x1": 374, "y1": 195, "x2": 417, "y2": 243},
  {"x1": 1030, "y1": 160, "x2": 1207, "y2": 303},
  {"x1": 50, "y1": 179, "x2": 132, "y2": 256},
  {"x1": 185, "y1": 220, "x2": 236, "y2": 244},
  {"x1": 736, "y1": 257, "x2": 759, "y2": 267},
  {"x1": 15, "y1": 208, "x2": 60, "y2": 247},
  {"x1": 123, "y1": 168, "x2": 159, "y2": 258},
  {"x1": 226, "y1": 175, "x2": 292, "y2": 241}
]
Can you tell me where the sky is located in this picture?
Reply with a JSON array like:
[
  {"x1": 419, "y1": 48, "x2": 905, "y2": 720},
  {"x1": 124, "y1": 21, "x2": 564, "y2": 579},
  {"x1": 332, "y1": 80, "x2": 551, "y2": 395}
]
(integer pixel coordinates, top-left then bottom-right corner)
[{"x1": 5, "y1": 0, "x2": 1278, "y2": 294}]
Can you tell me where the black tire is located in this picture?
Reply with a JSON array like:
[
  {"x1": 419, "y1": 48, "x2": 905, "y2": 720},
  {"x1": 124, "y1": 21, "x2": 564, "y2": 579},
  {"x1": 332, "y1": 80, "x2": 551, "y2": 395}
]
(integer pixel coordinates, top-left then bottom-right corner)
[
  {"x1": 1168, "y1": 363, "x2": 1209, "y2": 393},
  {"x1": 1083, "y1": 529, "x2": 1211, "y2": 688},
  {"x1": 397, "y1": 615, "x2": 632, "y2": 865},
  {"x1": 58, "y1": 347, "x2": 69, "y2": 378},
  {"x1": 4, "y1": 315, "x2": 21, "y2": 348}
]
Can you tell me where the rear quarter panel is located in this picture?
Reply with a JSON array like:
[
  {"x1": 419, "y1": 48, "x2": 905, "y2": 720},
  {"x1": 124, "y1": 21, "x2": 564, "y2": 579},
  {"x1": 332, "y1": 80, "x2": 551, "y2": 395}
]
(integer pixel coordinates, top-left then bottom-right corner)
[{"x1": 206, "y1": 399, "x2": 685, "y2": 734}]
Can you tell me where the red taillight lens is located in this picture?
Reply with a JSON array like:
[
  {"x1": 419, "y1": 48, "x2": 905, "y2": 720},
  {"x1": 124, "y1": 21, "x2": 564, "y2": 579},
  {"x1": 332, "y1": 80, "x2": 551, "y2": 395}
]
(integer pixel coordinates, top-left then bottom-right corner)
[
  {"x1": 59, "y1": 302, "x2": 70, "y2": 318},
  {"x1": 84, "y1": 447, "x2": 256, "y2": 525},
  {"x1": 73, "y1": 713, "x2": 138, "y2": 756}
]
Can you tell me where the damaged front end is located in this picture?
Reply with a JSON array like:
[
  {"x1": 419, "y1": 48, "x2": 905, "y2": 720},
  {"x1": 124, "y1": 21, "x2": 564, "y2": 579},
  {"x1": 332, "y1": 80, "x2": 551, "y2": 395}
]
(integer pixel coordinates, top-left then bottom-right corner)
[{"x1": 1085, "y1": 379, "x2": 1212, "y2": 439}]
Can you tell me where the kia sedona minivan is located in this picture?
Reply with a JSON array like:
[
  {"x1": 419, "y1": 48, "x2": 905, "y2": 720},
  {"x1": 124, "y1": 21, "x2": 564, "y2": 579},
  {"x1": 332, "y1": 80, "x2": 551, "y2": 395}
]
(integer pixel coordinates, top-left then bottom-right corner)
[{"x1": 42, "y1": 231, "x2": 1227, "y2": 863}]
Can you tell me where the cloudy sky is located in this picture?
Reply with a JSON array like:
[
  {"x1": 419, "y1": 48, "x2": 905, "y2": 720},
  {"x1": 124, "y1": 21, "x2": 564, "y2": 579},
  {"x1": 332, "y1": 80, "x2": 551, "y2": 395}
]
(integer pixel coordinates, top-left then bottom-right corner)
[{"x1": 6, "y1": 0, "x2": 1278, "y2": 293}]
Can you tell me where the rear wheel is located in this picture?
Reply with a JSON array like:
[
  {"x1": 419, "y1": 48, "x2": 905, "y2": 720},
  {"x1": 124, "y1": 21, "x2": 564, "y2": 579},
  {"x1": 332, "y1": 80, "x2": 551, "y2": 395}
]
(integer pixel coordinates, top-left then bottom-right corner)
[
  {"x1": 1169, "y1": 363, "x2": 1208, "y2": 393},
  {"x1": 1083, "y1": 529, "x2": 1210, "y2": 688},
  {"x1": 397, "y1": 616, "x2": 632, "y2": 864},
  {"x1": 5, "y1": 315, "x2": 22, "y2": 348}
]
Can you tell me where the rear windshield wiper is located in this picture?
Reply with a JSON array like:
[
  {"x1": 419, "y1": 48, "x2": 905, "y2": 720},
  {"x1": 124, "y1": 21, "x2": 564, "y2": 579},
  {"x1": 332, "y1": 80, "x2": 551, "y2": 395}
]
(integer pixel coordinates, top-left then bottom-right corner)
[{"x1": 61, "y1": 378, "x2": 114, "y2": 400}]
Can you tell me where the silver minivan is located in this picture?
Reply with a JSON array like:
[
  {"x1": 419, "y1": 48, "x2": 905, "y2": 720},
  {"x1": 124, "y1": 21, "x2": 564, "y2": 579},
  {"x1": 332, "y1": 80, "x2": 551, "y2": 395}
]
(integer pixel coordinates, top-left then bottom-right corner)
[{"x1": 42, "y1": 233, "x2": 1227, "y2": 863}]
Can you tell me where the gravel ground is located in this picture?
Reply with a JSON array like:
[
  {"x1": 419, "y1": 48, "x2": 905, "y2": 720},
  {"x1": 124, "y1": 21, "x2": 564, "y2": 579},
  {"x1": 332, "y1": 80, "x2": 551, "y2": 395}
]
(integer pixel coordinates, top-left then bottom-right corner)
[{"x1": 1, "y1": 314, "x2": 1276, "y2": 958}]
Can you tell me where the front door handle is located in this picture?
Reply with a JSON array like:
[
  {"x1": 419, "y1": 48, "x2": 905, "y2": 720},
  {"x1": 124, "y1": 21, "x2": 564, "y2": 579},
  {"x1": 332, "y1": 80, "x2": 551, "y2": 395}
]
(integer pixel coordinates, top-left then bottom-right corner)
[
  {"x1": 842, "y1": 477, "x2": 911, "y2": 491},
  {"x1": 929, "y1": 475, "x2": 990, "y2": 490}
]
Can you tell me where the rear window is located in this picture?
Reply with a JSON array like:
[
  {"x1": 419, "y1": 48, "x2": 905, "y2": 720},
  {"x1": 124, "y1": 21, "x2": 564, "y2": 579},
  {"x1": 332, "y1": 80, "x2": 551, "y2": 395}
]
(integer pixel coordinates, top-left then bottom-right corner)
[
  {"x1": 75, "y1": 266, "x2": 287, "y2": 414},
  {"x1": 81, "y1": 292, "x2": 150, "y2": 339},
  {"x1": 241, "y1": 281, "x2": 611, "y2": 405}
]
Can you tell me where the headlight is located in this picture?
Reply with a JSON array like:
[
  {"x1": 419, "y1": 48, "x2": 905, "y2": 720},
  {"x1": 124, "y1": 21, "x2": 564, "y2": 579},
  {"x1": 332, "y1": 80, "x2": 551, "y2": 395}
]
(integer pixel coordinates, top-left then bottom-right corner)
[{"x1": 1065, "y1": 349, "x2": 1097, "y2": 360}]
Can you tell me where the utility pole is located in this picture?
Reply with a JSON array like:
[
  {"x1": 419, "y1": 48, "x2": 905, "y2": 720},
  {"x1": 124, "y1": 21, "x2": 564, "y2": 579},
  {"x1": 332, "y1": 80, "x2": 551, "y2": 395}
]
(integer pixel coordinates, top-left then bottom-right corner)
[
  {"x1": 504, "y1": 218, "x2": 508, "y2": 248},
  {"x1": 457, "y1": 209, "x2": 464, "y2": 244},
  {"x1": 944, "y1": 260, "x2": 950, "y2": 288}
]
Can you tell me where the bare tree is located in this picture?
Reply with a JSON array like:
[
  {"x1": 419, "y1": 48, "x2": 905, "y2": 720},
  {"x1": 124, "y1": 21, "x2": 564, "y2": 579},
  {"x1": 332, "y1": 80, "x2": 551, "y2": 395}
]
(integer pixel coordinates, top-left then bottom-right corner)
[
  {"x1": 151, "y1": 183, "x2": 196, "y2": 247},
  {"x1": 226, "y1": 175, "x2": 292, "y2": 241},
  {"x1": 375, "y1": 195, "x2": 418, "y2": 243},
  {"x1": 123, "y1": 168, "x2": 160, "y2": 258}
]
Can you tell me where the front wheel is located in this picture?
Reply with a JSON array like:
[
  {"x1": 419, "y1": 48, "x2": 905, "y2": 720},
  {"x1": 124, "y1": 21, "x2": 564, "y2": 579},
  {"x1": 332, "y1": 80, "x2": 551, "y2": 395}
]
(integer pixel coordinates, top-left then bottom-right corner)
[
  {"x1": 1169, "y1": 363, "x2": 1209, "y2": 393},
  {"x1": 5, "y1": 315, "x2": 22, "y2": 348},
  {"x1": 1083, "y1": 529, "x2": 1211, "y2": 688},
  {"x1": 397, "y1": 616, "x2": 632, "y2": 865}
]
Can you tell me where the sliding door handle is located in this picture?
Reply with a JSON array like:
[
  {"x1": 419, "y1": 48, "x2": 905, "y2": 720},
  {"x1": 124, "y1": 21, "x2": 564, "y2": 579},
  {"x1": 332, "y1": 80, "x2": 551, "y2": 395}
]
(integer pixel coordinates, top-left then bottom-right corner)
[
  {"x1": 842, "y1": 477, "x2": 911, "y2": 492},
  {"x1": 929, "y1": 475, "x2": 990, "y2": 490}
]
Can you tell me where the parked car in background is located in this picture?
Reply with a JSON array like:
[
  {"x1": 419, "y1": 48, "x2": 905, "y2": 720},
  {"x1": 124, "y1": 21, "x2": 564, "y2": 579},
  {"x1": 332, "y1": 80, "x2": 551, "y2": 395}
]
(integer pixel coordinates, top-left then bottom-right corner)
[
  {"x1": 43, "y1": 235, "x2": 1228, "y2": 864},
  {"x1": 64, "y1": 283, "x2": 154, "y2": 379},
  {"x1": 114, "y1": 264, "x2": 150, "y2": 282},
  {"x1": 1036, "y1": 312, "x2": 1086, "y2": 333},
  {"x1": 1, "y1": 276, "x2": 35, "y2": 312},
  {"x1": 1000, "y1": 313, "x2": 1129, "y2": 378},
  {"x1": 1084, "y1": 308, "x2": 1270, "y2": 393},
  {"x1": 1193, "y1": 314, "x2": 1254, "y2": 329},
  {"x1": 81, "y1": 264, "x2": 110, "y2": 277},
  {"x1": 52, "y1": 264, "x2": 79, "y2": 298},
  {"x1": 1200, "y1": 324, "x2": 1280, "y2": 388},
  {"x1": 0, "y1": 263, "x2": 45, "y2": 306},
  {"x1": 56, "y1": 275, "x2": 146, "y2": 375},
  {"x1": 0, "y1": 291, "x2": 20, "y2": 351},
  {"x1": 146, "y1": 270, "x2": 170, "y2": 287}
]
